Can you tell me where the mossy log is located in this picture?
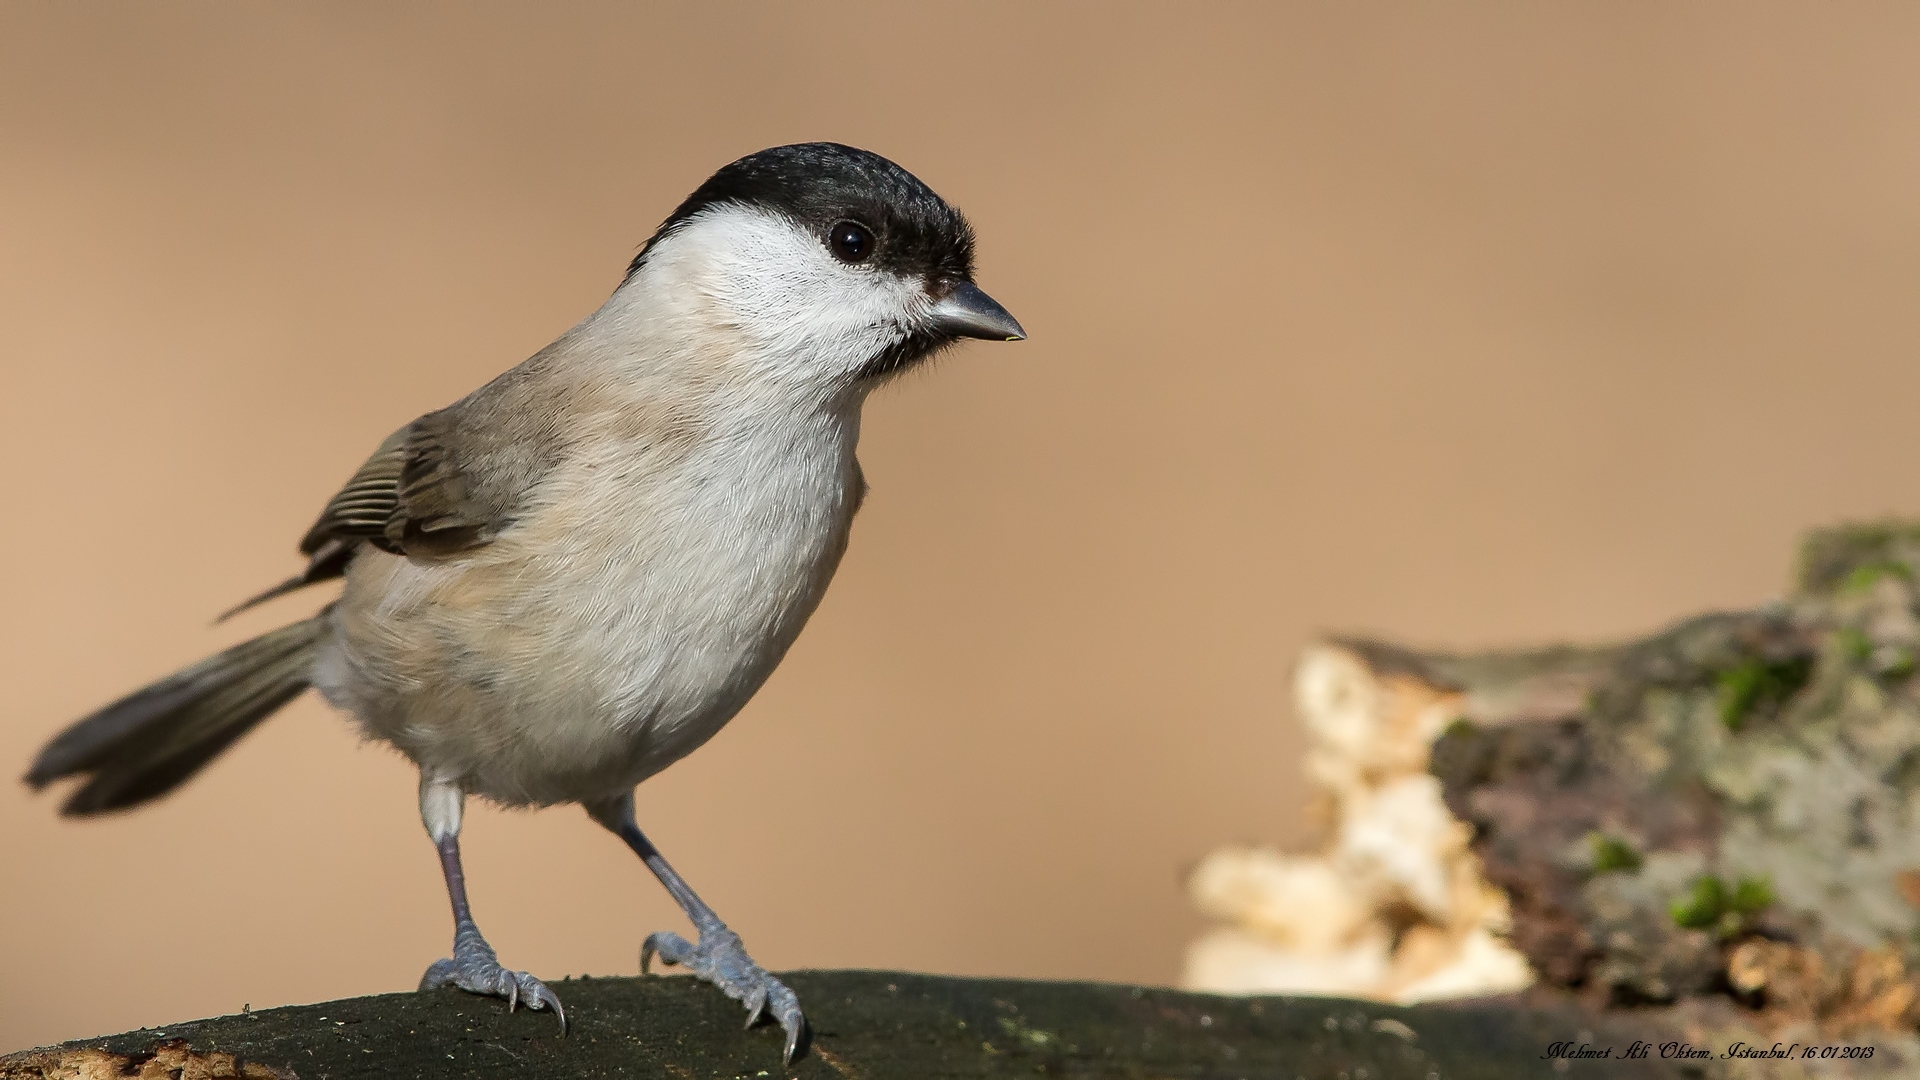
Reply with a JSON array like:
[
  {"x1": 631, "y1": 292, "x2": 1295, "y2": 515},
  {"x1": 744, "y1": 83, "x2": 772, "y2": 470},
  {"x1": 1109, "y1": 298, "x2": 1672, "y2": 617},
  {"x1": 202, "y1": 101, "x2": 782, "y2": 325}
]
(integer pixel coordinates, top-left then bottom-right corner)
[
  {"x1": 1310, "y1": 521, "x2": 1920, "y2": 1073},
  {"x1": 1, "y1": 969, "x2": 1703, "y2": 1080}
]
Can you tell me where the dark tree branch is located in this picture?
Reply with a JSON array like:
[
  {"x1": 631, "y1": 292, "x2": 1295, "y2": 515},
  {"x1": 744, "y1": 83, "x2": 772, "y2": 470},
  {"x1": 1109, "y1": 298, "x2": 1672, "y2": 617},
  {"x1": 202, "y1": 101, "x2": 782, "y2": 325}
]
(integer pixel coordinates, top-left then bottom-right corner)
[{"x1": 3, "y1": 970, "x2": 1691, "y2": 1079}]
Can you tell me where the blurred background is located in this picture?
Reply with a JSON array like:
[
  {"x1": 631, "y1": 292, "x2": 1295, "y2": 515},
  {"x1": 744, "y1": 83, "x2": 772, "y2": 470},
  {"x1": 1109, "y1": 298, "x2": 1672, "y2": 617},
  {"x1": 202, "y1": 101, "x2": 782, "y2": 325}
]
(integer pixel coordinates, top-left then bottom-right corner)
[{"x1": 6, "y1": 1, "x2": 1920, "y2": 1052}]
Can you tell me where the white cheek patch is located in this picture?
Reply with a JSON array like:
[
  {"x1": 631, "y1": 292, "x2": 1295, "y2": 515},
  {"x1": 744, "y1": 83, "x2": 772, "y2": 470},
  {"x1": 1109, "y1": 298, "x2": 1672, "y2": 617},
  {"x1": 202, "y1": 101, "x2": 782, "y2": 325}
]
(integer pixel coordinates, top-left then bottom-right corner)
[{"x1": 638, "y1": 205, "x2": 931, "y2": 384}]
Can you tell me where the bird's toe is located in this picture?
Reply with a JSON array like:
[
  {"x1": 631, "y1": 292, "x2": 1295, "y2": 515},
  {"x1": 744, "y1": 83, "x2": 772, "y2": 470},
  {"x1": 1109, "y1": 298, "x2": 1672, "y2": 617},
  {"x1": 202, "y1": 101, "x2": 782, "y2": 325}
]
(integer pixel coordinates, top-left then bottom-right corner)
[
  {"x1": 638, "y1": 924, "x2": 807, "y2": 1060},
  {"x1": 420, "y1": 927, "x2": 566, "y2": 1033}
]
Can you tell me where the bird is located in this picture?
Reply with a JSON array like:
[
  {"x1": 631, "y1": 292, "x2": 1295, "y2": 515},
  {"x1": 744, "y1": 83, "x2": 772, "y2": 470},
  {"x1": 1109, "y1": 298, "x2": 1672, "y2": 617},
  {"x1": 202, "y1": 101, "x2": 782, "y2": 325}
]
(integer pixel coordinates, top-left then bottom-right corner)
[{"x1": 23, "y1": 142, "x2": 1024, "y2": 1063}]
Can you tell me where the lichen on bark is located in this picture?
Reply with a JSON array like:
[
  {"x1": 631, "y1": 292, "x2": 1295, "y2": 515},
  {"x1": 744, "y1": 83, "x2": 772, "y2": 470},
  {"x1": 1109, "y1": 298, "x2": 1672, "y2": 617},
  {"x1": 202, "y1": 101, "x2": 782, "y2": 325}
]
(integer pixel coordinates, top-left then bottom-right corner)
[{"x1": 1431, "y1": 520, "x2": 1920, "y2": 1037}]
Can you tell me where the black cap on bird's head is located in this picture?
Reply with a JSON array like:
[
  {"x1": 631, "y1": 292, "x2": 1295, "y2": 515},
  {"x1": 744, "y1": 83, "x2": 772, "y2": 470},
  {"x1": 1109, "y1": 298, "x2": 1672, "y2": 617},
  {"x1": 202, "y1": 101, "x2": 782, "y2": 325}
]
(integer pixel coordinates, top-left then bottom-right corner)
[{"x1": 631, "y1": 143, "x2": 1024, "y2": 362}]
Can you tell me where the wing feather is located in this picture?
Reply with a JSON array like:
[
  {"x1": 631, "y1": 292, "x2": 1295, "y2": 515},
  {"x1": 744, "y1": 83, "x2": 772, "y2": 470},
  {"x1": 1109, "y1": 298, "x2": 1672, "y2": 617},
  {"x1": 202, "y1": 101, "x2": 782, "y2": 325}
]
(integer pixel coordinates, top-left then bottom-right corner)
[{"x1": 217, "y1": 413, "x2": 509, "y2": 618}]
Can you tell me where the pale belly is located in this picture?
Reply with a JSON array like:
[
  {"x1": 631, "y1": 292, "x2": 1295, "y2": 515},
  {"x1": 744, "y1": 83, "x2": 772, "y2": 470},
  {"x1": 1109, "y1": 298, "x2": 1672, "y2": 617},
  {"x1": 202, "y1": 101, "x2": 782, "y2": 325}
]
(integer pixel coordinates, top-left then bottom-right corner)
[{"x1": 312, "y1": 450, "x2": 857, "y2": 807}]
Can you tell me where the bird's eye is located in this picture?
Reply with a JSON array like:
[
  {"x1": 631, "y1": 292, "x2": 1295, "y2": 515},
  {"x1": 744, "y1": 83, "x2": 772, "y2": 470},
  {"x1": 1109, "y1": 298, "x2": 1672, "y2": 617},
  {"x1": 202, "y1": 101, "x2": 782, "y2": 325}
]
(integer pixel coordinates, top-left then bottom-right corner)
[{"x1": 829, "y1": 221, "x2": 873, "y2": 263}]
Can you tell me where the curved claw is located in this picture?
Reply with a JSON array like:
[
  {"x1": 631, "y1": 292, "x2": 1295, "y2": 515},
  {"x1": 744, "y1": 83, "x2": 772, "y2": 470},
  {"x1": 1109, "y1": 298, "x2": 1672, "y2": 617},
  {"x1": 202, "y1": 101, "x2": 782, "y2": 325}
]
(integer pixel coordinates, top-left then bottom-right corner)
[
  {"x1": 743, "y1": 985, "x2": 768, "y2": 1029},
  {"x1": 507, "y1": 978, "x2": 521, "y2": 1012},
  {"x1": 532, "y1": 983, "x2": 569, "y2": 1034},
  {"x1": 769, "y1": 981, "x2": 808, "y2": 1062},
  {"x1": 641, "y1": 930, "x2": 693, "y2": 974},
  {"x1": 781, "y1": 1011, "x2": 811, "y2": 1066}
]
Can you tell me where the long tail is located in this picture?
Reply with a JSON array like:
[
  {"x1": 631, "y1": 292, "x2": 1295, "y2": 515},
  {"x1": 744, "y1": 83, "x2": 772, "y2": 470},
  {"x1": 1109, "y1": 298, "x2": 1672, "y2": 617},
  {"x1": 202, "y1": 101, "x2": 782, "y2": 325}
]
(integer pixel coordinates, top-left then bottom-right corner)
[{"x1": 25, "y1": 614, "x2": 328, "y2": 816}]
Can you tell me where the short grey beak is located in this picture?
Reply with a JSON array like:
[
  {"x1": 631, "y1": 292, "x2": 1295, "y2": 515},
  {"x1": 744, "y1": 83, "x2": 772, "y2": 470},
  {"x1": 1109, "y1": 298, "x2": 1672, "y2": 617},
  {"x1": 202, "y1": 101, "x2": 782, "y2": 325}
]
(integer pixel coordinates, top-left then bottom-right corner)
[{"x1": 930, "y1": 282, "x2": 1026, "y2": 341}]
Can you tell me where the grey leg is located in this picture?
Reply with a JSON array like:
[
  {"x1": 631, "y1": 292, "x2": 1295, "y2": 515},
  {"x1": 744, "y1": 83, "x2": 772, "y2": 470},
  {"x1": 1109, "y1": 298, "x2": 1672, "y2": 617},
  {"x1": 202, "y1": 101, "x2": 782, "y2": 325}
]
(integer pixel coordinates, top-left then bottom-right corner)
[
  {"x1": 588, "y1": 792, "x2": 807, "y2": 1063},
  {"x1": 417, "y1": 776, "x2": 565, "y2": 1031}
]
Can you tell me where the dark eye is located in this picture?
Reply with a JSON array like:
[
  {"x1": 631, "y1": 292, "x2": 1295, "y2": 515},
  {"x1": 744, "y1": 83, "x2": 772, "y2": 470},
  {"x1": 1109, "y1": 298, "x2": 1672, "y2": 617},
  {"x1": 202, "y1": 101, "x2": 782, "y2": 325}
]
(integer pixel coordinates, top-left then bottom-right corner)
[{"x1": 829, "y1": 221, "x2": 873, "y2": 263}]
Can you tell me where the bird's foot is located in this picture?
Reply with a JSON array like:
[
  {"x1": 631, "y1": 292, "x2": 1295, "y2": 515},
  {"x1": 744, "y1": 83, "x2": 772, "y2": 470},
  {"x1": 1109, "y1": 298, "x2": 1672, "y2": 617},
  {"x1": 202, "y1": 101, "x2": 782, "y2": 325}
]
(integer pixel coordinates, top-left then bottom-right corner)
[
  {"x1": 643, "y1": 925, "x2": 807, "y2": 1062},
  {"x1": 421, "y1": 919, "x2": 567, "y2": 1032}
]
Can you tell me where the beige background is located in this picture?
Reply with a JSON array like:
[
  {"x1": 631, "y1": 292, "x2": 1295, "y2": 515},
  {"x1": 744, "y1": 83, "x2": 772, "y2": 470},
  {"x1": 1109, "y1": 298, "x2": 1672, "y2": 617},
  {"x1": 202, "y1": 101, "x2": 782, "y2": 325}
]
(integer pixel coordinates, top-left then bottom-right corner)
[{"x1": 6, "y1": 1, "x2": 1920, "y2": 1052}]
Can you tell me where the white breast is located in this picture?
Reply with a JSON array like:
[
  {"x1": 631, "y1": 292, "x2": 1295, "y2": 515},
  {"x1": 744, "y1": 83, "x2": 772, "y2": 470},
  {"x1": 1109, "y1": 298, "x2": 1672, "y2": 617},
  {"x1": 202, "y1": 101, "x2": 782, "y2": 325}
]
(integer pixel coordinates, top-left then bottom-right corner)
[{"x1": 317, "y1": 408, "x2": 863, "y2": 807}]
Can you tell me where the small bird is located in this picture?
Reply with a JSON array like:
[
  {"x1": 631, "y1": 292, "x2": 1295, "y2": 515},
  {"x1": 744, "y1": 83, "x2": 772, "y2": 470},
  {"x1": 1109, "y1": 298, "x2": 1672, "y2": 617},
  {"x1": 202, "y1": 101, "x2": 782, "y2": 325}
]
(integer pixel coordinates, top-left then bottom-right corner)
[{"x1": 24, "y1": 142, "x2": 1023, "y2": 1063}]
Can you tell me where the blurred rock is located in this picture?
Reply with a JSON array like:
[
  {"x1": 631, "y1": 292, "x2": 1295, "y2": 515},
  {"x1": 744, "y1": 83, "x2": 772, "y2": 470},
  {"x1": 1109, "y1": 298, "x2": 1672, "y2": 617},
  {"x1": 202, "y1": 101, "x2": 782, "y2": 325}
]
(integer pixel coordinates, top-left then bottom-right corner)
[{"x1": 1181, "y1": 643, "x2": 1535, "y2": 1004}]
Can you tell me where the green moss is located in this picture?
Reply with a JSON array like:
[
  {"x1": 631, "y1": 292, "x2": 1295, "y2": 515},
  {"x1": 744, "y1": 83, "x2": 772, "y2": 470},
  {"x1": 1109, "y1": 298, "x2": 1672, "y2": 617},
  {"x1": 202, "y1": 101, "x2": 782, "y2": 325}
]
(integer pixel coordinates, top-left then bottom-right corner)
[
  {"x1": 1670, "y1": 876, "x2": 1728, "y2": 930},
  {"x1": 1835, "y1": 627, "x2": 1916, "y2": 679},
  {"x1": 1842, "y1": 560, "x2": 1914, "y2": 596},
  {"x1": 1838, "y1": 626, "x2": 1875, "y2": 663},
  {"x1": 1587, "y1": 832, "x2": 1643, "y2": 874},
  {"x1": 1798, "y1": 520, "x2": 1920, "y2": 595},
  {"x1": 1729, "y1": 876, "x2": 1773, "y2": 915},
  {"x1": 1715, "y1": 656, "x2": 1813, "y2": 731},
  {"x1": 1669, "y1": 875, "x2": 1773, "y2": 937}
]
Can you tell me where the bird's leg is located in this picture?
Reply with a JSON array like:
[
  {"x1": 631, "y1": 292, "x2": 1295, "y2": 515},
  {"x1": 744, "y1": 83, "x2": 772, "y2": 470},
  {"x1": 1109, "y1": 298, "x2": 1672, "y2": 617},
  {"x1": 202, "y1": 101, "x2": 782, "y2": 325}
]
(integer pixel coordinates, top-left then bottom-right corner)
[
  {"x1": 587, "y1": 792, "x2": 807, "y2": 1063},
  {"x1": 417, "y1": 775, "x2": 565, "y2": 1031}
]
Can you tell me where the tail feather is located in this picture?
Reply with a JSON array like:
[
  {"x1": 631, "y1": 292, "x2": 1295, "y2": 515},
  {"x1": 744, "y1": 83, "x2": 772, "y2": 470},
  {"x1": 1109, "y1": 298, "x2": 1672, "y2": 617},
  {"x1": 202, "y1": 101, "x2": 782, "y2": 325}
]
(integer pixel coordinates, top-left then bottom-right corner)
[{"x1": 26, "y1": 615, "x2": 326, "y2": 816}]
